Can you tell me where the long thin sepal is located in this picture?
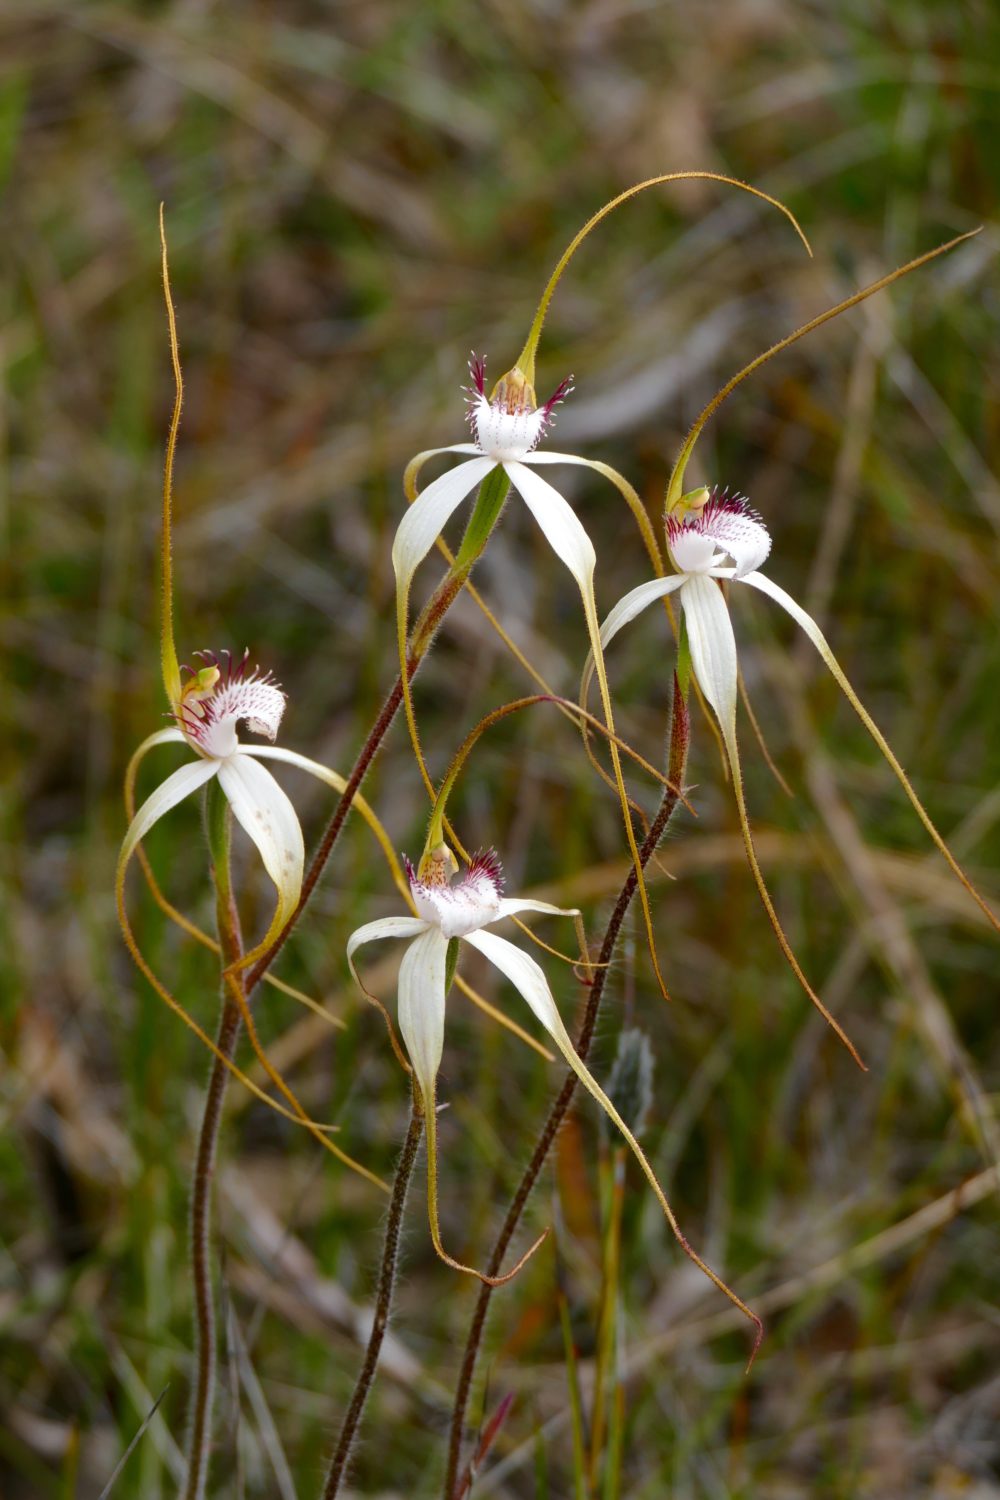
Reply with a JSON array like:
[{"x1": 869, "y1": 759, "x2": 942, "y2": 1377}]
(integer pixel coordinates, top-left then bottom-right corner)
[
  {"x1": 158, "y1": 205, "x2": 183, "y2": 708},
  {"x1": 346, "y1": 916, "x2": 429, "y2": 1074},
  {"x1": 516, "y1": 172, "x2": 811, "y2": 387},
  {"x1": 507, "y1": 461, "x2": 673, "y2": 1002},
  {"x1": 741, "y1": 570, "x2": 1000, "y2": 934},
  {"x1": 399, "y1": 930, "x2": 546, "y2": 1286},
  {"x1": 114, "y1": 851, "x2": 388, "y2": 1188},
  {"x1": 682, "y1": 575, "x2": 865, "y2": 1068},
  {"x1": 464, "y1": 928, "x2": 763, "y2": 1365},
  {"x1": 665, "y1": 231, "x2": 981, "y2": 510},
  {"x1": 216, "y1": 755, "x2": 304, "y2": 976}
]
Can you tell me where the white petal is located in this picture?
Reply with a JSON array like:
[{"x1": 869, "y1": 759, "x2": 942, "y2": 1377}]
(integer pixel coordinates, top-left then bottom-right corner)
[
  {"x1": 410, "y1": 868, "x2": 503, "y2": 938},
  {"x1": 495, "y1": 898, "x2": 580, "y2": 921},
  {"x1": 120, "y1": 757, "x2": 220, "y2": 870},
  {"x1": 391, "y1": 455, "x2": 496, "y2": 592},
  {"x1": 680, "y1": 574, "x2": 738, "y2": 736},
  {"x1": 599, "y1": 574, "x2": 687, "y2": 650},
  {"x1": 139, "y1": 726, "x2": 188, "y2": 750},
  {"x1": 347, "y1": 916, "x2": 431, "y2": 964},
  {"x1": 739, "y1": 569, "x2": 824, "y2": 640},
  {"x1": 518, "y1": 451, "x2": 597, "y2": 467},
  {"x1": 241, "y1": 743, "x2": 346, "y2": 781},
  {"x1": 216, "y1": 754, "x2": 304, "y2": 923},
  {"x1": 504, "y1": 461, "x2": 596, "y2": 591},
  {"x1": 670, "y1": 528, "x2": 718, "y2": 574},
  {"x1": 740, "y1": 569, "x2": 1000, "y2": 933},
  {"x1": 463, "y1": 929, "x2": 571, "y2": 1046},
  {"x1": 704, "y1": 509, "x2": 771, "y2": 579},
  {"x1": 397, "y1": 926, "x2": 450, "y2": 1100}
]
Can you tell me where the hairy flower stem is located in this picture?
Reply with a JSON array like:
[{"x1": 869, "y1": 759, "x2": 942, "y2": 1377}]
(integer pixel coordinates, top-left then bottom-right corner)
[
  {"x1": 183, "y1": 783, "x2": 244, "y2": 1500},
  {"x1": 245, "y1": 567, "x2": 468, "y2": 996},
  {"x1": 444, "y1": 676, "x2": 690, "y2": 1497},
  {"x1": 321, "y1": 1102, "x2": 425, "y2": 1499}
]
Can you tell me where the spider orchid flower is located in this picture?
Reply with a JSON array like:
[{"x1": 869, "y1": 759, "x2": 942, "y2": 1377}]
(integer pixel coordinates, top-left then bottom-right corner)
[
  {"x1": 599, "y1": 490, "x2": 1000, "y2": 1056},
  {"x1": 393, "y1": 357, "x2": 671, "y2": 1001},
  {"x1": 119, "y1": 649, "x2": 332, "y2": 974},
  {"x1": 393, "y1": 356, "x2": 583, "y2": 604},
  {"x1": 346, "y1": 845, "x2": 761, "y2": 1340}
]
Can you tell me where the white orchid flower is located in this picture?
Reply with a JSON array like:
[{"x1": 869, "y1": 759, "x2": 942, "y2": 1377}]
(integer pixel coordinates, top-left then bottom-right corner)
[
  {"x1": 393, "y1": 357, "x2": 671, "y2": 1001},
  {"x1": 116, "y1": 646, "x2": 409, "y2": 1189},
  {"x1": 120, "y1": 649, "x2": 327, "y2": 974},
  {"x1": 393, "y1": 356, "x2": 580, "y2": 603},
  {"x1": 347, "y1": 844, "x2": 761, "y2": 1337},
  {"x1": 599, "y1": 489, "x2": 999, "y2": 1056}
]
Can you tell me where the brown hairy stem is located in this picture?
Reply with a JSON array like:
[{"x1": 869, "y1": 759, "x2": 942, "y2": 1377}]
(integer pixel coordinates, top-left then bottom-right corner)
[
  {"x1": 320, "y1": 1103, "x2": 424, "y2": 1498},
  {"x1": 183, "y1": 809, "x2": 244, "y2": 1500},
  {"x1": 244, "y1": 569, "x2": 466, "y2": 995},
  {"x1": 444, "y1": 676, "x2": 690, "y2": 1496}
]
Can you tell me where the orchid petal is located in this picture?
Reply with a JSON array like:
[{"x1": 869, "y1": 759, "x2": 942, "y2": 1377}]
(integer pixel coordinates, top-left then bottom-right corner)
[
  {"x1": 506, "y1": 462, "x2": 670, "y2": 1003},
  {"x1": 462, "y1": 930, "x2": 578, "y2": 1055},
  {"x1": 525, "y1": 451, "x2": 665, "y2": 574},
  {"x1": 216, "y1": 754, "x2": 304, "y2": 943},
  {"x1": 346, "y1": 916, "x2": 430, "y2": 962},
  {"x1": 138, "y1": 726, "x2": 188, "y2": 751},
  {"x1": 463, "y1": 929, "x2": 761, "y2": 1333},
  {"x1": 741, "y1": 570, "x2": 1000, "y2": 933},
  {"x1": 518, "y1": 451, "x2": 599, "y2": 466},
  {"x1": 346, "y1": 916, "x2": 430, "y2": 1074},
  {"x1": 679, "y1": 574, "x2": 738, "y2": 735},
  {"x1": 242, "y1": 744, "x2": 408, "y2": 898},
  {"x1": 120, "y1": 757, "x2": 220, "y2": 871},
  {"x1": 503, "y1": 460, "x2": 596, "y2": 590},
  {"x1": 599, "y1": 574, "x2": 687, "y2": 650},
  {"x1": 399, "y1": 926, "x2": 541, "y2": 1285},
  {"x1": 392, "y1": 455, "x2": 495, "y2": 593},
  {"x1": 396, "y1": 926, "x2": 449, "y2": 1100},
  {"x1": 495, "y1": 898, "x2": 580, "y2": 921},
  {"x1": 681, "y1": 573, "x2": 865, "y2": 1064}
]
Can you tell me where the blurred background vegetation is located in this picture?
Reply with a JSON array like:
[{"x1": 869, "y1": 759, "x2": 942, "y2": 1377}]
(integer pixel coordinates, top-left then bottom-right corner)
[{"x1": 2, "y1": 0, "x2": 999, "y2": 1495}]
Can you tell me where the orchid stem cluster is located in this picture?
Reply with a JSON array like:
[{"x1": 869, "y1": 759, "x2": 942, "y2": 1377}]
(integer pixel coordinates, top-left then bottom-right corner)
[{"x1": 116, "y1": 187, "x2": 997, "y2": 1498}]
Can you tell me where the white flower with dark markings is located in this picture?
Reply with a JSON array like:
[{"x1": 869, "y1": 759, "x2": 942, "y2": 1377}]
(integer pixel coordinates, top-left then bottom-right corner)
[
  {"x1": 347, "y1": 841, "x2": 760, "y2": 1325},
  {"x1": 395, "y1": 357, "x2": 672, "y2": 1002},
  {"x1": 598, "y1": 488, "x2": 999, "y2": 1049},
  {"x1": 394, "y1": 356, "x2": 579, "y2": 585},
  {"x1": 120, "y1": 649, "x2": 342, "y2": 969}
]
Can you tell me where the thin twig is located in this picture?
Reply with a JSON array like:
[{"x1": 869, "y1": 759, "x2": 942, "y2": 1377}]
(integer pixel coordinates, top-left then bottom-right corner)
[
  {"x1": 320, "y1": 1101, "x2": 425, "y2": 1498},
  {"x1": 97, "y1": 1386, "x2": 170, "y2": 1500},
  {"x1": 245, "y1": 570, "x2": 465, "y2": 997}
]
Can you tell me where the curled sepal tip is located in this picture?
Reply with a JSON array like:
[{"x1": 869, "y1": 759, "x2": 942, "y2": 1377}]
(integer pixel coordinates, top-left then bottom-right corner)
[
  {"x1": 665, "y1": 229, "x2": 982, "y2": 510},
  {"x1": 516, "y1": 171, "x2": 811, "y2": 387},
  {"x1": 461, "y1": 926, "x2": 763, "y2": 1355}
]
